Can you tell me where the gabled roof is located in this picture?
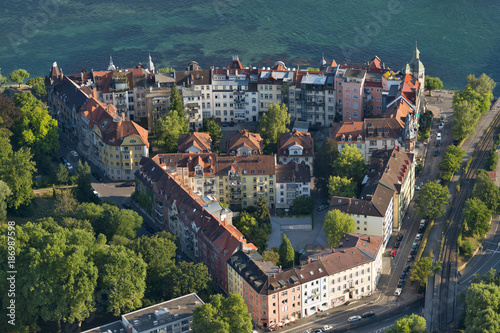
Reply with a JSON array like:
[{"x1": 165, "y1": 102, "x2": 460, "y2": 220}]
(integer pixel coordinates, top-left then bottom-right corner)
[
  {"x1": 52, "y1": 76, "x2": 90, "y2": 111},
  {"x1": 153, "y1": 153, "x2": 217, "y2": 177},
  {"x1": 293, "y1": 260, "x2": 328, "y2": 283},
  {"x1": 367, "y1": 147, "x2": 415, "y2": 194},
  {"x1": 216, "y1": 155, "x2": 275, "y2": 176},
  {"x1": 178, "y1": 132, "x2": 212, "y2": 153},
  {"x1": 276, "y1": 161, "x2": 311, "y2": 183},
  {"x1": 364, "y1": 118, "x2": 403, "y2": 140},
  {"x1": 226, "y1": 130, "x2": 263, "y2": 154},
  {"x1": 330, "y1": 121, "x2": 365, "y2": 143},
  {"x1": 277, "y1": 130, "x2": 314, "y2": 157}
]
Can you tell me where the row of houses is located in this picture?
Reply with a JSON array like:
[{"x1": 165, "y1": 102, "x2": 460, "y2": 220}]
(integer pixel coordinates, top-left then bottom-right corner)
[{"x1": 46, "y1": 46, "x2": 424, "y2": 134}]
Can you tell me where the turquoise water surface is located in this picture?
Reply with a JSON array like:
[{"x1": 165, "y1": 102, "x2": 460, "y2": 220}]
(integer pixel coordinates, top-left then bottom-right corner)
[{"x1": 0, "y1": 0, "x2": 499, "y2": 91}]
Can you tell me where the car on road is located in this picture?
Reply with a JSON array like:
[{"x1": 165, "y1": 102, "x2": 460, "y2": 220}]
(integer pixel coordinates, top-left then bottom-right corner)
[
  {"x1": 400, "y1": 272, "x2": 407, "y2": 279},
  {"x1": 323, "y1": 325, "x2": 333, "y2": 331},
  {"x1": 391, "y1": 249, "x2": 397, "y2": 258},
  {"x1": 398, "y1": 280, "x2": 406, "y2": 288},
  {"x1": 93, "y1": 190, "x2": 100, "y2": 199},
  {"x1": 122, "y1": 199, "x2": 131, "y2": 209},
  {"x1": 441, "y1": 115, "x2": 445, "y2": 122},
  {"x1": 397, "y1": 234, "x2": 404, "y2": 241},
  {"x1": 437, "y1": 133, "x2": 442, "y2": 140},
  {"x1": 439, "y1": 122, "x2": 444, "y2": 130},
  {"x1": 311, "y1": 329, "x2": 323, "y2": 333},
  {"x1": 418, "y1": 226, "x2": 425, "y2": 233},
  {"x1": 116, "y1": 181, "x2": 135, "y2": 187},
  {"x1": 222, "y1": 122, "x2": 228, "y2": 127},
  {"x1": 412, "y1": 242, "x2": 419, "y2": 249},
  {"x1": 65, "y1": 162, "x2": 73, "y2": 171},
  {"x1": 394, "y1": 242, "x2": 400, "y2": 248},
  {"x1": 348, "y1": 315, "x2": 362, "y2": 323},
  {"x1": 70, "y1": 150, "x2": 79, "y2": 157},
  {"x1": 60, "y1": 157, "x2": 67, "y2": 164},
  {"x1": 395, "y1": 288, "x2": 402, "y2": 296},
  {"x1": 416, "y1": 234, "x2": 422, "y2": 241},
  {"x1": 410, "y1": 248, "x2": 417, "y2": 255},
  {"x1": 407, "y1": 255, "x2": 414, "y2": 262},
  {"x1": 317, "y1": 204, "x2": 329, "y2": 211},
  {"x1": 434, "y1": 148, "x2": 440, "y2": 156},
  {"x1": 403, "y1": 265, "x2": 411, "y2": 273},
  {"x1": 362, "y1": 312, "x2": 375, "y2": 318}
]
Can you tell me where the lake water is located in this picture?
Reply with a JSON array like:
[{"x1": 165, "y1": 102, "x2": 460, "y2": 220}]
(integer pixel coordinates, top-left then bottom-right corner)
[{"x1": 1, "y1": 0, "x2": 499, "y2": 92}]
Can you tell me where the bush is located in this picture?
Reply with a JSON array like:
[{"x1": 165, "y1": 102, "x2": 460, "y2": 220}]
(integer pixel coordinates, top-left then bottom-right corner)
[
  {"x1": 485, "y1": 146, "x2": 498, "y2": 171},
  {"x1": 459, "y1": 239, "x2": 475, "y2": 257},
  {"x1": 290, "y1": 196, "x2": 314, "y2": 215}
]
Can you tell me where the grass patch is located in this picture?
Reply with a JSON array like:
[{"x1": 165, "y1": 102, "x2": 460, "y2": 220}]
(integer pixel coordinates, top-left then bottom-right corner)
[{"x1": 415, "y1": 219, "x2": 434, "y2": 262}]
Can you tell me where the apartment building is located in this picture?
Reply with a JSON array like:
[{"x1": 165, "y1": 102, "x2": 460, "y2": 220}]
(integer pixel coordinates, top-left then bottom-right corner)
[
  {"x1": 216, "y1": 155, "x2": 277, "y2": 210},
  {"x1": 226, "y1": 130, "x2": 263, "y2": 156},
  {"x1": 177, "y1": 132, "x2": 212, "y2": 153},
  {"x1": 82, "y1": 293, "x2": 204, "y2": 333},
  {"x1": 330, "y1": 121, "x2": 366, "y2": 161},
  {"x1": 294, "y1": 260, "x2": 329, "y2": 318},
  {"x1": 335, "y1": 68, "x2": 366, "y2": 122},
  {"x1": 277, "y1": 130, "x2": 314, "y2": 175},
  {"x1": 364, "y1": 118, "x2": 403, "y2": 159},
  {"x1": 135, "y1": 157, "x2": 256, "y2": 291},
  {"x1": 257, "y1": 62, "x2": 294, "y2": 116},
  {"x1": 79, "y1": 97, "x2": 149, "y2": 180},
  {"x1": 276, "y1": 161, "x2": 311, "y2": 209}
]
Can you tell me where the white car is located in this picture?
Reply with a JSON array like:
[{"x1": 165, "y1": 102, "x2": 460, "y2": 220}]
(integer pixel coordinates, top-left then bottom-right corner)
[
  {"x1": 323, "y1": 325, "x2": 333, "y2": 331},
  {"x1": 65, "y1": 162, "x2": 73, "y2": 171},
  {"x1": 395, "y1": 288, "x2": 402, "y2": 296},
  {"x1": 70, "y1": 150, "x2": 79, "y2": 157},
  {"x1": 416, "y1": 234, "x2": 422, "y2": 241},
  {"x1": 348, "y1": 315, "x2": 361, "y2": 323}
]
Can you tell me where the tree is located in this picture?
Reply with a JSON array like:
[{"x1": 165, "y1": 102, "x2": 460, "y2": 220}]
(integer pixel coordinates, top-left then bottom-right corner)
[
  {"x1": 12, "y1": 92, "x2": 59, "y2": 157},
  {"x1": 262, "y1": 248, "x2": 280, "y2": 265},
  {"x1": 464, "y1": 283, "x2": 500, "y2": 333},
  {"x1": 323, "y1": 209, "x2": 356, "y2": 247},
  {"x1": 460, "y1": 239, "x2": 475, "y2": 257},
  {"x1": 169, "y1": 84, "x2": 185, "y2": 116},
  {"x1": 314, "y1": 138, "x2": 339, "y2": 194},
  {"x1": 414, "y1": 180, "x2": 449, "y2": 220},
  {"x1": 424, "y1": 76, "x2": 443, "y2": 96},
  {"x1": 256, "y1": 195, "x2": 271, "y2": 225},
  {"x1": 155, "y1": 110, "x2": 189, "y2": 152},
  {"x1": 0, "y1": 147, "x2": 36, "y2": 209},
  {"x1": 259, "y1": 103, "x2": 290, "y2": 145},
  {"x1": 0, "y1": 181, "x2": 11, "y2": 220},
  {"x1": 168, "y1": 261, "x2": 211, "y2": 299},
  {"x1": 75, "y1": 161, "x2": 94, "y2": 203},
  {"x1": 94, "y1": 245, "x2": 147, "y2": 316},
  {"x1": 290, "y1": 196, "x2": 314, "y2": 215},
  {"x1": 333, "y1": 144, "x2": 366, "y2": 185},
  {"x1": 203, "y1": 117, "x2": 222, "y2": 144},
  {"x1": 233, "y1": 211, "x2": 269, "y2": 251},
  {"x1": 438, "y1": 145, "x2": 465, "y2": 180},
  {"x1": 328, "y1": 176, "x2": 356, "y2": 198},
  {"x1": 0, "y1": 68, "x2": 7, "y2": 87},
  {"x1": 193, "y1": 294, "x2": 252, "y2": 333},
  {"x1": 0, "y1": 93, "x2": 22, "y2": 130},
  {"x1": 56, "y1": 163, "x2": 70, "y2": 184},
  {"x1": 462, "y1": 198, "x2": 491, "y2": 238},
  {"x1": 472, "y1": 169, "x2": 500, "y2": 215},
  {"x1": 53, "y1": 189, "x2": 78, "y2": 217},
  {"x1": 411, "y1": 254, "x2": 435, "y2": 287},
  {"x1": 386, "y1": 314, "x2": 427, "y2": 333},
  {"x1": 9, "y1": 69, "x2": 29, "y2": 87},
  {"x1": 452, "y1": 99, "x2": 480, "y2": 141},
  {"x1": 467, "y1": 73, "x2": 496, "y2": 96},
  {"x1": 30, "y1": 79, "x2": 47, "y2": 98},
  {"x1": 158, "y1": 67, "x2": 175, "y2": 73},
  {"x1": 279, "y1": 234, "x2": 295, "y2": 269}
]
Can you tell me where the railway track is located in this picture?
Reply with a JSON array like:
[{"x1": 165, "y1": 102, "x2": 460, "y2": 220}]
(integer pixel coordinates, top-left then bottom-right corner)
[{"x1": 437, "y1": 106, "x2": 500, "y2": 332}]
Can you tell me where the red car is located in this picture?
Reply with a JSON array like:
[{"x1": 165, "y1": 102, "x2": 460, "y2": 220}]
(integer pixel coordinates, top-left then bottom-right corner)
[{"x1": 391, "y1": 249, "x2": 397, "y2": 258}]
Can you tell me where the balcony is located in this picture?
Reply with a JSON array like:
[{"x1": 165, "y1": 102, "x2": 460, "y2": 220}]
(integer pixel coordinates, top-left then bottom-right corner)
[
  {"x1": 257, "y1": 182, "x2": 265, "y2": 187},
  {"x1": 257, "y1": 190, "x2": 267, "y2": 195},
  {"x1": 155, "y1": 208, "x2": 163, "y2": 217},
  {"x1": 229, "y1": 181, "x2": 241, "y2": 188}
]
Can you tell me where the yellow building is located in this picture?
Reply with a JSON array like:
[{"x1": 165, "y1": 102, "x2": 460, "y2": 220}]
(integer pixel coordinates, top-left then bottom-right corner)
[
  {"x1": 216, "y1": 155, "x2": 276, "y2": 210},
  {"x1": 80, "y1": 97, "x2": 149, "y2": 181}
]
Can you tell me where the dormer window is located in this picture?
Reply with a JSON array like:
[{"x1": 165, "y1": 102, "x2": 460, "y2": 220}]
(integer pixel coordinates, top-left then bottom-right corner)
[
  {"x1": 357, "y1": 135, "x2": 362, "y2": 142},
  {"x1": 341, "y1": 135, "x2": 345, "y2": 143},
  {"x1": 348, "y1": 136, "x2": 352, "y2": 143}
]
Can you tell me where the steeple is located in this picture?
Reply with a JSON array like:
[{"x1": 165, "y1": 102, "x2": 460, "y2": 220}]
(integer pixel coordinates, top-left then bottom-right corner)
[
  {"x1": 147, "y1": 53, "x2": 155, "y2": 73},
  {"x1": 412, "y1": 41, "x2": 420, "y2": 62},
  {"x1": 107, "y1": 56, "x2": 116, "y2": 71},
  {"x1": 320, "y1": 53, "x2": 327, "y2": 68}
]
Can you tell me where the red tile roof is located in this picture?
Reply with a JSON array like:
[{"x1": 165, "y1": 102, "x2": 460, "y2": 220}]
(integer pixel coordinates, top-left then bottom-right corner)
[
  {"x1": 178, "y1": 132, "x2": 212, "y2": 153},
  {"x1": 226, "y1": 130, "x2": 263, "y2": 155},
  {"x1": 330, "y1": 121, "x2": 365, "y2": 143},
  {"x1": 153, "y1": 153, "x2": 217, "y2": 177},
  {"x1": 216, "y1": 155, "x2": 276, "y2": 176},
  {"x1": 277, "y1": 130, "x2": 314, "y2": 157}
]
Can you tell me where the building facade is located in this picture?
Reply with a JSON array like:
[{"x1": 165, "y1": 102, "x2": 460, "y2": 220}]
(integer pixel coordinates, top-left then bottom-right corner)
[
  {"x1": 276, "y1": 162, "x2": 311, "y2": 209},
  {"x1": 277, "y1": 130, "x2": 314, "y2": 175}
]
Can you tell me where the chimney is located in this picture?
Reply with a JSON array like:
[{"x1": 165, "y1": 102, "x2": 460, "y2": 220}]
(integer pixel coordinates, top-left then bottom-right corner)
[
  {"x1": 368, "y1": 236, "x2": 371, "y2": 243},
  {"x1": 307, "y1": 259, "x2": 311, "y2": 264},
  {"x1": 278, "y1": 266, "x2": 281, "y2": 272}
]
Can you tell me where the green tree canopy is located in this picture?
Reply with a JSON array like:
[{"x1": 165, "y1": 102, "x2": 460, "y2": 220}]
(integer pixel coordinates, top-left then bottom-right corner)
[
  {"x1": 0, "y1": 147, "x2": 36, "y2": 209},
  {"x1": 328, "y1": 176, "x2": 356, "y2": 198},
  {"x1": 158, "y1": 67, "x2": 175, "y2": 73},
  {"x1": 12, "y1": 92, "x2": 59, "y2": 157},
  {"x1": 29, "y1": 78, "x2": 47, "y2": 98},
  {"x1": 203, "y1": 117, "x2": 222, "y2": 144},
  {"x1": 333, "y1": 144, "x2": 366, "y2": 185},
  {"x1": 53, "y1": 189, "x2": 78, "y2": 218},
  {"x1": 256, "y1": 195, "x2": 271, "y2": 225},
  {"x1": 452, "y1": 99, "x2": 480, "y2": 141},
  {"x1": 93, "y1": 245, "x2": 147, "y2": 316},
  {"x1": 259, "y1": 103, "x2": 290, "y2": 145},
  {"x1": 410, "y1": 254, "x2": 437, "y2": 287},
  {"x1": 0, "y1": 93, "x2": 22, "y2": 130},
  {"x1": 0, "y1": 181, "x2": 11, "y2": 221},
  {"x1": 279, "y1": 234, "x2": 295, "y2": 269},
  {"x1": 193, "y1": 294, "x2": 252, "y2": 333},
  {"x1": 155, "y1": 110, "x2": 189, "y2": 152},
  {"x1": 386, "y1": 314, "x2": 427, "y2": 333},
  {"x1": 314, "y1": 138, "x2": 339, "y2": 194},
  {"x1": 262, "y1": 248, "x2": 280, "y2": 265},
  {"x1": 323, "y1": 209, "x2": 356, "y2": 247},
  {"x1": 0, "y1": 68, "x2": 7, "y2": 86},
  {"x1": 75, "y1": 160, "x2": 95, "y2": 203},
  {"x1": 438, "y1": 145, "x2": 465, "y2": 180},
  {"x1": 169, "y1": 84, "x2": 186, "y2": 116},
  {"x1": 168, "y1": 261, "x2": 211, "y2": 299},
  {"x1": 464, "y1": 282, "x2": 500, "y2": 333},
  {"x1": 424, "y1": 76, "x2": 443, "y2": 96},
  {"x1": 414, "y1": 180, "x2": 449, "y2": 220},
  {"x1": 290, "y1": 195, "x2": 314, "y2": 215},
  {"x1": 9, "y1": 68, "x2": 29, "y2": 87},
  {"x1": 472, "y1": 169, "x2": 500, "y2": 215},
  {"x1": 463, "y1": 197, "x2": 492, "y2": 238},
  {"x1": 56, "y1": 163, "x2": 70, "y2": 184}
]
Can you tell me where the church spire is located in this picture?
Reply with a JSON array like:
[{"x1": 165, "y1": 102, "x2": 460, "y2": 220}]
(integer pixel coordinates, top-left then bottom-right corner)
[
  {"x1": 147, "y1": 53, "x2": 155, "y2": 73},
  {"x1": 107, "y1": 56, "x2": 116, "y2": 71},
  {"x1": 413, "y1": 41, "x2": 420, "y2": 61}
]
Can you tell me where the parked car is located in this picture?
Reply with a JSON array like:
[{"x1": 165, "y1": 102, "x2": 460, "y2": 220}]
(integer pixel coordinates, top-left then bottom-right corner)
[
  {"x1": 391, "y1": 249, "x2": 397, "y2": 258},
  {"x1": 348, "y1": 315, "x2": 362, "y2": 323},
  {"x1": 65, "y1": 162, "x2": 73, "y2": 171},
  {"x1": 394, "y1": 242, "x2": 400, "y2": 249},
  {"x1": 317, "y1": 205, "x2": 329, "y2": 211},
  {"x1": 418, "y1": 226, "x2": 425, "y2": 233},
  {"x1": 397, "y1": 234, "x2": 404, "y2": 241},
  {"x1": 323, "y1": 325, "x2": 333, "y2": 331},
  {"x1": 403, "y1": 265, "x2": 411, "y2": 273},
  {"x1": 122, "y1": 199, "x2": 131, "y2": 209},
  {"x1": 222, "y1": 122, "x2": 228, "y2": 127},
  {"x1": 395, "y1": 288, "x2": 402, "y2": 296},
  {"x1": 70, "y1": 150, "x2": 79, "y2": 157},
  {"x1": 412, "y1": 242, "x2": 419, "y2": 249},
  {"x1": 362, "y1": 312, "x2": 375, "y2": 318},
  {"x1": 420, "y1": 219, "x2": 427, "y2": 227},
  {"x1": 410, "y1": 248, "x2": 417, "y2": 255},
  {"x1": 434, "y1": 148, "x2": 440, "y2": 156},
  {"x1": 60, "y1": 157, "x2": 67, "y2": 164},
  {"x1": 398, "y1": 280, "x2": 406, "y2": 288},
  {"x1": 400, "y1": 272, "x2": 407, "y2": 280},
  {"x1": 439, "y1": 122, "x2": 444, "y2": 130},
  {"x1": 416, "y1": 234, "x2": 422, "y2": 241},
  {"x1": 437, "y1": 133, "x2": 442, "y2": 140},
  {"x1": 117, "y1": 181, "x2": 135, "y2": 187},
  {"x1": 311, "y1": 329, "x2": 323, "y2": 333},
  {"x1": 441, "y1": 115, "x2": 445, "y2": 122},
  {"x1": 407, "y1": 255, "x2": 414, "y2": 262}
]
